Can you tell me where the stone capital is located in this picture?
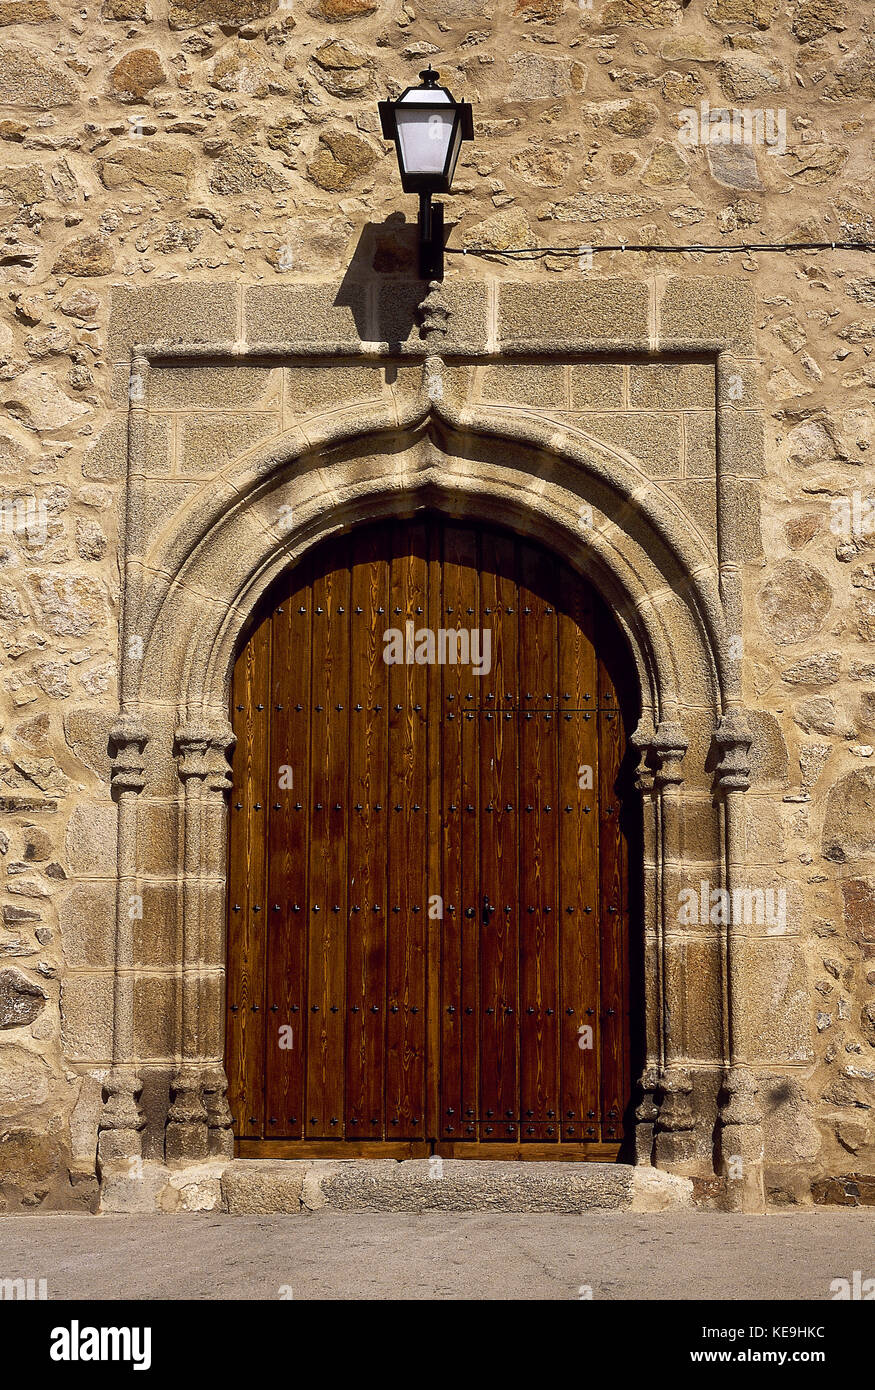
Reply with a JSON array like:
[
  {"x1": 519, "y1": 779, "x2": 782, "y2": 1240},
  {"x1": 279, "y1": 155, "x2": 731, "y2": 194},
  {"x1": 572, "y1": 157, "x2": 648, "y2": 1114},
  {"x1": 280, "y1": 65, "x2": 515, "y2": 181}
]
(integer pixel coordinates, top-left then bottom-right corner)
[
  {"x1": 165, "y1": 1066, "x2": 210, "y2": 1164},
  {"x1": 719, "y1": 1065, "x2": 762, "y2": 1128},
  {"x1": 651, "y1": 720, "x2": 689, "y2": 789},
  {"x1": 109, "y1": 713, "x2": 151, "y2": 795},
  {"x1": 174, "y1": 719, "x2": 236, "y2": 790},
  {"x1": 97, "y1": 1069, "x2": 145, "y2": 1167},
  {"x1": 633, "y1": 1063, "x2": 661, "y2": 1165},
  {"x1": 631, "y1": 719, "x2": 658, "y2": 795},
  {"x1": 653, "y1": 1066, "x2": 697, "y2": 1168},
  {"x1": 714, "y1": 707, "x2": 753, "y2": 795}
]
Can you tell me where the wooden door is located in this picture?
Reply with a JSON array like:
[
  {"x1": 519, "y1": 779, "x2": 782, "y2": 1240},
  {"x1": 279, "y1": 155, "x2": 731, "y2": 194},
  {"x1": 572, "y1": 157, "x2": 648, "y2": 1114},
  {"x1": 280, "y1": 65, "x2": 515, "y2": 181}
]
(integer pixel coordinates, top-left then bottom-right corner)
[{"x1": 226, "y1": 516, "x2": 638, "y2": 1160}]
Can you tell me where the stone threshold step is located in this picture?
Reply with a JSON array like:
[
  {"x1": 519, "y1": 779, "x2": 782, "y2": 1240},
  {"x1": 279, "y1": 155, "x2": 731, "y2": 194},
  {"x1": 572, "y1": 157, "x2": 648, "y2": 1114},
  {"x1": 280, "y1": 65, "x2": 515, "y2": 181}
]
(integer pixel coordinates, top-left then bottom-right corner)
[{"x1": 99, "y1": 1158, "x2": 694, "y2": 1215}]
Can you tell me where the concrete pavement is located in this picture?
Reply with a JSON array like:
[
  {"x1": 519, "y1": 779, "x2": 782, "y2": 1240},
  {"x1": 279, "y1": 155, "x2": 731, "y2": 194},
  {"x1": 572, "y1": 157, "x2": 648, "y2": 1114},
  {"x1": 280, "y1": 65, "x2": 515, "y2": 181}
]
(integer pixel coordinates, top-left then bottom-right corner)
[{"x1": 1, "y1": 1210, "x2": 874, "y2": 1300}]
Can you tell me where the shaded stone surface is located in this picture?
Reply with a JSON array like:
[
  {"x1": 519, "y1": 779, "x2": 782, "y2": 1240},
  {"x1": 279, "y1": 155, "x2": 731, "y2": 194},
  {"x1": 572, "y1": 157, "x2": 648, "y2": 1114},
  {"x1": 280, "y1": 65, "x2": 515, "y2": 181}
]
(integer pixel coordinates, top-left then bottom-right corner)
[
  {"x1": 747, "y1": 709, "x2": 789, "y2": 783},
  {"x1": 705, "y1": 0, "x2": 777, "y2": 24},
  {"x1": 812, "y1": 1174, "x2": 875, "y2": 1207},
  {"x1": 791, "y1": 0, "x2": 846, "y2": 41},
  {"x1": 0, "y1": 0, "x2": 57, "y2": 20},
  {"x1": 822, "y1": 770, "x2": 875, "y2": 862},
  {"x1": 0, "y1": 966, "x2": 47, "y2": 1028},
  {"x1": 841, "y1": 879, "x2": 875, "y2": 951},
  {"x1": 311, "y1": 39, "x2": 374, "y2": 97},
  {"x1": 311, "y1": 0, "x2": 376, "y2": 15},
  {"x1": 835, "y1": 38, "x2": 875, "y2": 99}
]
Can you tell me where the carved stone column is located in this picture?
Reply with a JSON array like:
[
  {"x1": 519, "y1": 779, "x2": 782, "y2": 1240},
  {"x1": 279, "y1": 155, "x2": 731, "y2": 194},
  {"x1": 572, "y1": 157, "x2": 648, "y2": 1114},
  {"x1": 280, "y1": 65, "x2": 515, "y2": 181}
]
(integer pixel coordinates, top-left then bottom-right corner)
[
  {"x1": 165, "y1": 1070, "x2": 209, "y2": 1164},
  {"x1": 649, "y1": 720, "x2": 698, "y2": 1169},
  {"x1": 718, "y1": 1067, "x2": 764, "y2": 1210},
  {"x1": 165, "y1": 719, "x2": 236, "y2": 1163},
  {"x1": 203, "y1": 1065, "x2": 235, "y2": 1158},
  {"x1": 97, "y1": 713, "x2": 150, "y2": 1168},
  {"x1": 630, "y1": 720, "x2": 660, "y2": 1165},
  {"x1": 633, "y1": 1063, "x2": 661, "y2": 1167},
  {"x1": 653, "y1": 1067, "x2": 696, "y2": 1167},
  {"x1": 714, "y1": 707, "x2": 765, "y2": 1211}
]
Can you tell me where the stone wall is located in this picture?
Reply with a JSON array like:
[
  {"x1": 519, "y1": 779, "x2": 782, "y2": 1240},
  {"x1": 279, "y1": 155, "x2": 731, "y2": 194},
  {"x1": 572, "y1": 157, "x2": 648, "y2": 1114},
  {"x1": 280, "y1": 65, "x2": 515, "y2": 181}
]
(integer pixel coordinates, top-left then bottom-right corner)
[{"x1": 1, "y1": 0, "x2": 874, "y2": 1210}]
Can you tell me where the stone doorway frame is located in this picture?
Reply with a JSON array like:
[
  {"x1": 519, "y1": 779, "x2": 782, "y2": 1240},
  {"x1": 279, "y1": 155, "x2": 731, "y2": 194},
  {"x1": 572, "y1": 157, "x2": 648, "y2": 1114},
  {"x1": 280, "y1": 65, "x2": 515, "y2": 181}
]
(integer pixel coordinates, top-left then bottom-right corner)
[{"x1": 91, "y1": 274, "x2": 770, "y2": 1210}]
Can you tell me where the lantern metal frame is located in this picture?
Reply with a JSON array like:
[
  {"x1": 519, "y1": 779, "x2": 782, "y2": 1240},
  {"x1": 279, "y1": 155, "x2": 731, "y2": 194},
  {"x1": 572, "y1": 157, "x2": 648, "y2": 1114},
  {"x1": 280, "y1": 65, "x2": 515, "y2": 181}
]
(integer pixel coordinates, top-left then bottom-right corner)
[{"x1": 378, "y1": 66, "x2": 474, "y2": 281}]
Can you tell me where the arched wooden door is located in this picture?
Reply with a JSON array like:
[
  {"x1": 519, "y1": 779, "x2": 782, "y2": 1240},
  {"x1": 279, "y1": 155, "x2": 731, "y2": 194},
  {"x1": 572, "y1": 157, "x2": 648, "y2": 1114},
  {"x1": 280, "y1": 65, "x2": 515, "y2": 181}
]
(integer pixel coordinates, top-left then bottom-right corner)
[{"x1": 225, "y1": 515, "x2": 639, "y2": 1159}]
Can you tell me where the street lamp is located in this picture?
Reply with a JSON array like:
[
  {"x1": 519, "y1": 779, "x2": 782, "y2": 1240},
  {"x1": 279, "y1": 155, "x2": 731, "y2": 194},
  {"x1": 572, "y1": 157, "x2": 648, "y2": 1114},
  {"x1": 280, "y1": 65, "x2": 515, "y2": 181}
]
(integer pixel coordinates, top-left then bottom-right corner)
[{"x1": 379, "y1": 66, "x2": 474, "y2": 281}]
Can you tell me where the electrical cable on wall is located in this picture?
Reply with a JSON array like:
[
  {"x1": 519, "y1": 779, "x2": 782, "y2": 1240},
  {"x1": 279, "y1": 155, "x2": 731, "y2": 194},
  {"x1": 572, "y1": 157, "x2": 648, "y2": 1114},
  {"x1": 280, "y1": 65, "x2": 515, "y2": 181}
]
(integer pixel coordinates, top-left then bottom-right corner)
[{"x1": 448, "y1": 239, "x2": 875, "y2": 260}]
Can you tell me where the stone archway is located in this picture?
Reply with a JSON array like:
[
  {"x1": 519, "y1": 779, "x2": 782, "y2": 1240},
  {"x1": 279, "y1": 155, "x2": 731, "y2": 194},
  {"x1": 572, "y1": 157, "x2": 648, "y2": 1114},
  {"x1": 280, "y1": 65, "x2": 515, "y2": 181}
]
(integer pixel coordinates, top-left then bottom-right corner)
[
  {"x1": 97, "y1": 425, "x2": 758, "y2": 1197},
  {"x1": 86, "y1": 274, "x2": 771, "y2": 1211}
]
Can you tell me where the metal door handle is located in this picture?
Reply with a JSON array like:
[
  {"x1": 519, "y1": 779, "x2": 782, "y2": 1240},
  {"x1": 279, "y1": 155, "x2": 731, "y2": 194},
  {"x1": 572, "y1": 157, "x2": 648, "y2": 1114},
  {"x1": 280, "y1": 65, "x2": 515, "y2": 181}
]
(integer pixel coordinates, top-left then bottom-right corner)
[{"x1": 482, "y1": 896, "x2": 494, "y2": 925}]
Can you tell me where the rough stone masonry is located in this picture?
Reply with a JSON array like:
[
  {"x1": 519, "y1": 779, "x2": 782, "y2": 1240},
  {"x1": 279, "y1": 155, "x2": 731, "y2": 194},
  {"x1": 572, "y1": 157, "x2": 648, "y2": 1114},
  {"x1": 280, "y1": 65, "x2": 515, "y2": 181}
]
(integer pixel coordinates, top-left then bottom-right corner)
[{"x1": 0, "y1": 0, "x2": 874, "y2": 1214}]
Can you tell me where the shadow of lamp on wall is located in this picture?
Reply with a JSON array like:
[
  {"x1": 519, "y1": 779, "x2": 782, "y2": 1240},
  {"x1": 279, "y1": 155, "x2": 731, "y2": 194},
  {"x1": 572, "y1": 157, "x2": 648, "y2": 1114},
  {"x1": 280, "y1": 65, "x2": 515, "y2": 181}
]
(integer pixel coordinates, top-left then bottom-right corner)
[{"x1": 378, "y1": 65, "x2": 474, "y2": 282}]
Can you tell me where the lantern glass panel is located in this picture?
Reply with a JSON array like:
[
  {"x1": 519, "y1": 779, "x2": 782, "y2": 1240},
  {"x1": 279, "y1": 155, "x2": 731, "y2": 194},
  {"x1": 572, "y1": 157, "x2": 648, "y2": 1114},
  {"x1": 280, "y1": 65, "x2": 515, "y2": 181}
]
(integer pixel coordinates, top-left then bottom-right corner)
[
  {"x1": 396, "y1": 107, "x2": 455, "y2": 177},
  {"x1": 444, "y1": 119, "x2": 464, "y2": 184},
  {"x1": 393, "y1": 87, "x2": 454, "y2": 179}
]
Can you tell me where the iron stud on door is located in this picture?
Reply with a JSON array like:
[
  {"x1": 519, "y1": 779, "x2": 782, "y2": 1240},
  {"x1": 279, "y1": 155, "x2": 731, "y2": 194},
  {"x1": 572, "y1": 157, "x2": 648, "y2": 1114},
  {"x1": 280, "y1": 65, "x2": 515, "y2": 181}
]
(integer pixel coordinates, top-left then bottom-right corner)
[{"x1": 226, "y1": 517, "x2": 633, "y2": 1155}]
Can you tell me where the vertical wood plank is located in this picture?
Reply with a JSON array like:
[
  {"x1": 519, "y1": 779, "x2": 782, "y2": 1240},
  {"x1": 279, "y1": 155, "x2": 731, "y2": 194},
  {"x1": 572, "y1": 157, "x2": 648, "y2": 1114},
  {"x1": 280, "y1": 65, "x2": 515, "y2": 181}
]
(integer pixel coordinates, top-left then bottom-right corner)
[
  {"x1": 425, "y1": 517, "x2": 443, "y2": 1142},
  {"x1": 517, "y1": 541, "x2": 560, "y2": 1141},
  {"x1": 305, "y1": 543, "x2": 350, "y2": 1137},
  {"x1": 478, "y1": 529, "x2": 519, "y2": 1141},
  {"x1": 558, "y1": 582, "x2": 602, "y2": 1142},
  {"x1": 597, "y1": 599, "x2": 627, "y2": 1142},
  {"x1": 225, "y1": 619, "x2": 271, "y2": 1139},
  {"x1": 345, "y1": 528, "x2": 389, "y2": 1141},
  {"x1": 385, "y1": 521, "x2": 428, "y2": 1138},
  {"x1": 439, "y1": 523, "x2": 480, "y2": 1141},
  {"x1": 264, "y1": 561, "x2": 311, "y2": 1138}
]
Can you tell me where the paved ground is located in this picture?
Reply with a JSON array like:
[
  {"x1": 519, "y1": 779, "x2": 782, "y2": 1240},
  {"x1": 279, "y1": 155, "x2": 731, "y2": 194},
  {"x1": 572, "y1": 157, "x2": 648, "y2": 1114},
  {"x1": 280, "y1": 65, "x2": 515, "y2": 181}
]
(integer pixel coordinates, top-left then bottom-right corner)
[{"x1": 1, "y1": 1210, "x2": 874, "y2": 1300}]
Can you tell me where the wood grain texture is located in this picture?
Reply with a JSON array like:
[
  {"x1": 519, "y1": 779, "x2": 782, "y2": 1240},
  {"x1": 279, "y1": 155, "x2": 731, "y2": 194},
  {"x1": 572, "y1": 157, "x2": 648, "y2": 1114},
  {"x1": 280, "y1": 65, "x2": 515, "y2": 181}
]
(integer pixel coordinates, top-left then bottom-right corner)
[{"x1": 225, "y1": 517, "x2": 637, "y2": 1156}]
